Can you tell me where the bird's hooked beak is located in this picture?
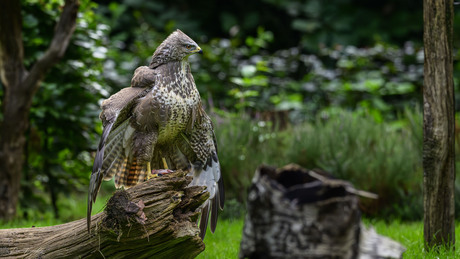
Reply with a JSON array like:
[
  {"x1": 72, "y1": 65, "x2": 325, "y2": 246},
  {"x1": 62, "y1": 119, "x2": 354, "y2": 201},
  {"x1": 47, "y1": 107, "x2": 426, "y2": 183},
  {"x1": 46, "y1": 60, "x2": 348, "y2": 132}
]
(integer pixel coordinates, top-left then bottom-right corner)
[{"x1": 194, "y1": 46, "x2": 203, "y2": 54}]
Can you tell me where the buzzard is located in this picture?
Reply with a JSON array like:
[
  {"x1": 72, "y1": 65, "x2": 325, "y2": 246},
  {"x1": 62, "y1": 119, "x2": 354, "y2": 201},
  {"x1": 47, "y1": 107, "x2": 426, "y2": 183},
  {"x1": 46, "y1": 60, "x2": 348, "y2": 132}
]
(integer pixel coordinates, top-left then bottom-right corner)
[{"x1": 87, "y1": 29, "x2": 224, "y2": 239}]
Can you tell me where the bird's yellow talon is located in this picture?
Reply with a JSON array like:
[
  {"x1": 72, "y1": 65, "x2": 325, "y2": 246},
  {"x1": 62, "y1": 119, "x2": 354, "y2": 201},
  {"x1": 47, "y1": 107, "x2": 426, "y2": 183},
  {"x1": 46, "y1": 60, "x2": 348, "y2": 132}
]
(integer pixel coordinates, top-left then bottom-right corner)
[
  {"x1": 162, "y1": 157, "x2": 168, "y2": 169},
  {"x1": 147, "y1": 162, "x2": 154, "y2": 180}
]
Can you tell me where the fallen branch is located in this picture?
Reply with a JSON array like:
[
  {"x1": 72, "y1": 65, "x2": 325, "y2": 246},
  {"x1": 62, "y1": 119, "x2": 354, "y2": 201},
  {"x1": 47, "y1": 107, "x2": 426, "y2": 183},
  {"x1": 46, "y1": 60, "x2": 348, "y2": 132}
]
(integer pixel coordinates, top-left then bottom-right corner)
[{"x1": 0, "y1": 170, "x2": 208, "y2": 258}]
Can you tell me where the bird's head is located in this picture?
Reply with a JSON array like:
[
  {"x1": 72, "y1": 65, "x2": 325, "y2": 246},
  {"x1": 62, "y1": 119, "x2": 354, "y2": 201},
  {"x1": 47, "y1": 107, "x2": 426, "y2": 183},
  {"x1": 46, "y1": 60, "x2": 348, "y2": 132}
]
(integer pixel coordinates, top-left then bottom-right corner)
[{"x1": 149, "y1": 29, "x2": 202, "y2": 68}]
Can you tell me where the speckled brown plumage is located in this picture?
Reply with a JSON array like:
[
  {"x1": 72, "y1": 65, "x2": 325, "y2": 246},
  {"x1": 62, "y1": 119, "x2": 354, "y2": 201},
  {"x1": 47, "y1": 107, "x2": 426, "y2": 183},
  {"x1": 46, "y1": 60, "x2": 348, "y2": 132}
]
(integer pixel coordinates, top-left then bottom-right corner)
[{"x1": 87, "y1": 30, "x2": 224, "y2": 239}]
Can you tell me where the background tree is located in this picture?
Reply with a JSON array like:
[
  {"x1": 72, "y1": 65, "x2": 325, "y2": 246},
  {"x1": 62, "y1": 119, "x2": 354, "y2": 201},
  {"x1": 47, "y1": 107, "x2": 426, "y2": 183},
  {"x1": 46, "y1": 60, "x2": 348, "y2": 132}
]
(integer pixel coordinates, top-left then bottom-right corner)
[
  {"x1": 423, "y1": 0, "x2": 455, "y2": 249},
  {"x1": 0, "y1": 0, "x2": 79, "y2": 220}
]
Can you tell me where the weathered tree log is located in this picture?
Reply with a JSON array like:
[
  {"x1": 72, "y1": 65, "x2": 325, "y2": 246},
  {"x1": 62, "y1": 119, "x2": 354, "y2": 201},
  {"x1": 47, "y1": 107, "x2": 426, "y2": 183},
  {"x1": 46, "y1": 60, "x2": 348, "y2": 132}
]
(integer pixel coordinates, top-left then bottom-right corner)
[
  {"x1": 239, "y1": 164, "x2": 405, "y2": 259},
  {"x1": 0, "y1": 170, "x2": 208, "y2": 258}
]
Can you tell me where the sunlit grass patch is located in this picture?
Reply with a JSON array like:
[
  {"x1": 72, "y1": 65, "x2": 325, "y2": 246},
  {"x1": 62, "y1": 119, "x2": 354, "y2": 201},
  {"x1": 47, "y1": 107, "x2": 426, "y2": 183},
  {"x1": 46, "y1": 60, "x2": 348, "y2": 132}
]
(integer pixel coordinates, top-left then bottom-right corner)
[
  {"x1": 363, "y1": 219, "x2": 459, "y2": 259},
  {"x1": 199, "y1": 218, "x2": 460, "y2": 259},
  {"x1": 197, "y1": 217, "x2": 245, "y2": 259}
]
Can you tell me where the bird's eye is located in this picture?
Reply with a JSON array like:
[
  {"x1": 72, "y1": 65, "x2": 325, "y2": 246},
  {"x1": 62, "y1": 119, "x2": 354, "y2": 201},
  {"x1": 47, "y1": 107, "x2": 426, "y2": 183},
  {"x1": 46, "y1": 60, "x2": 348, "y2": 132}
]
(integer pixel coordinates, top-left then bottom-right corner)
[{"x1": 185, "y1": 45, "x2": 192, "y2": 50}]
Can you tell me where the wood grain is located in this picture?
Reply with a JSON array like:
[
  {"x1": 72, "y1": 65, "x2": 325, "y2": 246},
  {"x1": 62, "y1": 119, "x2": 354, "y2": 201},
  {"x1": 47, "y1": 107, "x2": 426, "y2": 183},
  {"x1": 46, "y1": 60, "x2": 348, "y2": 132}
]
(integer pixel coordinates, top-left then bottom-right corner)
[{"x1": 0, "y1": 171, "x2": 207, "y2": 259}]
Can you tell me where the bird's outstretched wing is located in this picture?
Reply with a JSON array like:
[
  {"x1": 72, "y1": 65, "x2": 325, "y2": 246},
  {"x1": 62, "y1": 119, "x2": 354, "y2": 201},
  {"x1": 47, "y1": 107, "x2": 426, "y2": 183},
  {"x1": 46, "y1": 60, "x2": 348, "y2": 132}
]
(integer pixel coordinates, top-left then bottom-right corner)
[
  {"x1": 180, "y1": 109, "x2": 225, "y2": 239},
  {"x1": 87, "y1": 66, "x2": 155, "y2": 232}
]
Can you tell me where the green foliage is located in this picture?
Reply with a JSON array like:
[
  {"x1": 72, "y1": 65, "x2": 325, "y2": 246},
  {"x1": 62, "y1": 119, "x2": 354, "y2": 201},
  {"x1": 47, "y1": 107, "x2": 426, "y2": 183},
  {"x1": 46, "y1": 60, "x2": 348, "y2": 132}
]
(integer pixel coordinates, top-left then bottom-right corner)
[
  {"x1": 228, "y1": 29, "x2": 274, "y2": 110},
  {"x1": 197, "y1": 35, "x2": 424, "y2": 122},
  {"x1": 263, "y1": 0, "x2": 423, "y2": 50},
  {"x1": 286, "y1": 109, "x2": 422, "y2": 219},
  {"x1": 227, "y1": 41, "x2": 422, "y2": 120},
  {"x1": 19, "y1": 0, "x2": 108, "y2": 218},
  {"x1": 219, "y1": 198, "x2": 246, "y2": 220},
  {"x1": 214, "y1": 108, "x2": 428, "y2": 220},
  {"x1": 212, "y1": 110, "x2": 287, "y2": 202},
  {"x1": 1, "y1": 186, "x2": 112, "y2": 229}
]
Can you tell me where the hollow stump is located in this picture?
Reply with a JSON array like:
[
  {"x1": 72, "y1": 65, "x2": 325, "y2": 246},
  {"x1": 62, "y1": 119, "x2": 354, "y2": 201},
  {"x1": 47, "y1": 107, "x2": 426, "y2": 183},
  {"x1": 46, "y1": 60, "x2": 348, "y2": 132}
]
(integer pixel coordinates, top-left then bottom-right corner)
[{"x1": 239, "y1": 164, "x2": 405, "y2": 259}]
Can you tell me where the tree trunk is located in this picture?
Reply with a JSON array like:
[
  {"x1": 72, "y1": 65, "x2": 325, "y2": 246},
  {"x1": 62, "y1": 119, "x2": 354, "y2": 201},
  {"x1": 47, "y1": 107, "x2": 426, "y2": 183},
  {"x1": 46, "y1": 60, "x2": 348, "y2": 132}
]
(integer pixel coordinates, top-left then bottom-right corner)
[
  {"x1": 0, "y1": 171, "x2": 207, "y2": 258},
  {"x1": 423, "y1": 0, "x2": 456, "y2": 249},
  {"x1": 239, "y1": 164, "x2": 405, "y2": 259},
  {"x1": 0, "y1": 0, "x2": 79, "y2": 220},
  {"x1": 0, "y1": 0, "x2": 26, "y2": 221}
]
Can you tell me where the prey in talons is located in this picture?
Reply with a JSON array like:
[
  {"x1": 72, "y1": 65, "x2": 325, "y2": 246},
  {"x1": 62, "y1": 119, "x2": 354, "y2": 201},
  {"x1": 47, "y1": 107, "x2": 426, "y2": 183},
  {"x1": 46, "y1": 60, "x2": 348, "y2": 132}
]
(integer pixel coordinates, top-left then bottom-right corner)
[{"x1": 147, "y1": 158, "x2": 174, "y2": 179}]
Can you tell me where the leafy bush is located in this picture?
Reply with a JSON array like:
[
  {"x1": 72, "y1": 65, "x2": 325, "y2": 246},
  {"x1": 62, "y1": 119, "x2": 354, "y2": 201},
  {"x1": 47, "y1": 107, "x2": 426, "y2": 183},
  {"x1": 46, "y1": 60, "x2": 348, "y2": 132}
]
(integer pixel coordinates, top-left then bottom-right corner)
[
  {"x1": 212, "y1": 110, "x2": 288, "y2": 202},
  {"x1": 286, "y1": 109, "x2": 422, "y2": 219},
  {"x1": 214, "y1": 108, "x2": 430, "y2": 220},
  {"x1": 206, "y1": 40, "x2": 424, "y2": 122}
]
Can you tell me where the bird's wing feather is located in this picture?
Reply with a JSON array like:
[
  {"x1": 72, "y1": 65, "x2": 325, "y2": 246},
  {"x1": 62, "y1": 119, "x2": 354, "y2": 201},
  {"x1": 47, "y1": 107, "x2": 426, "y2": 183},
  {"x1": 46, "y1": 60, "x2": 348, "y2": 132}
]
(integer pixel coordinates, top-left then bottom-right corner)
[
  {"x1": 87, "y1": 67, "x2": 155, "y2": 232},
  {"x1": 180, "y1": 109, "x2": 225, "y2": 239}
]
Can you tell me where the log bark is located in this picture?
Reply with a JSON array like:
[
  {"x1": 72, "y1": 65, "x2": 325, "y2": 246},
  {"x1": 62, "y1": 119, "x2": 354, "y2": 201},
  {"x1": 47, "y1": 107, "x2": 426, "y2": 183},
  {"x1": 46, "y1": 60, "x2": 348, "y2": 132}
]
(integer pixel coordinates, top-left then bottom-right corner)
[
  {"x1": 423, "y1": 0, "x2": 456, "y2": 249},
  {"x1": 239, "y1": 164, "x2": 405, "y2": 259},
  {"x1": 0, "y1": 0, "x2": 79, "y2": 220},
  {"x1": 0, "y1": 171, "x2": 207, "y2": 259}
]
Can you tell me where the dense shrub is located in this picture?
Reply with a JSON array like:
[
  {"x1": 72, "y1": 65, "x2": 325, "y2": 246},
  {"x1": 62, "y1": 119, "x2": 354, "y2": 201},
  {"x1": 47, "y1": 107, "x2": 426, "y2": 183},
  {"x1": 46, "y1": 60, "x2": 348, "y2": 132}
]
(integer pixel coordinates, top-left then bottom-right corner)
[
  {"x1": 213, "y1": 108, "x2": 452, "y2": 221},
  {"x1": 212, "y1": 110, "x2": 288, "y2": 202},
  {"x1": 286, "y1": 109, "x2": 422, "y2": 219}
]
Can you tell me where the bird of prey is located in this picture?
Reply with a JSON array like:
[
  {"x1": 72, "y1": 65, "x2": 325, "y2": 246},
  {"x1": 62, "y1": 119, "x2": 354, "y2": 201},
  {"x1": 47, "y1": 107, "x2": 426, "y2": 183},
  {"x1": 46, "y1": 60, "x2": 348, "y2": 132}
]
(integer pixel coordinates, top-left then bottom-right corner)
[{"x1": 87, "y1": 29, "x2": 224, "y2": 239}]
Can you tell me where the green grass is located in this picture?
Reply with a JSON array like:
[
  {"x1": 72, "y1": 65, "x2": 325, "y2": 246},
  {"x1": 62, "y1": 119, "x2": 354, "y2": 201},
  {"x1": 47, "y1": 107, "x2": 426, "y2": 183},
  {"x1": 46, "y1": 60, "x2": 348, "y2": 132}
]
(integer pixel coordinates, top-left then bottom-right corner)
[
  {"x1": 197, "y1": 218, "x2": 245, "y2": 259},
  {"x1": 2, "y1": 210, "x2": 460, "y2": 259},
  {"x1": 198, "y1": 218, "x2": 460, "y2": 258},
  {"x1": 364, "y1": 219, "x2": 459, "y2": 258}
]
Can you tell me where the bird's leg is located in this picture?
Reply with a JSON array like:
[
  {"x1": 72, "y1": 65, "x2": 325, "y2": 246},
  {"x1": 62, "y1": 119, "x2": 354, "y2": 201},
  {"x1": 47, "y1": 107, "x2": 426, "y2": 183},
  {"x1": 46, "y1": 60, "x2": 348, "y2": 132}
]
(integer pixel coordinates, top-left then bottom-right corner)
[
  {"x1": 147, "y1": 162, "x2": 154, "y2": 180},
  {"x1": 162, "y1": 157, "x2": 169, "y2": 169}
]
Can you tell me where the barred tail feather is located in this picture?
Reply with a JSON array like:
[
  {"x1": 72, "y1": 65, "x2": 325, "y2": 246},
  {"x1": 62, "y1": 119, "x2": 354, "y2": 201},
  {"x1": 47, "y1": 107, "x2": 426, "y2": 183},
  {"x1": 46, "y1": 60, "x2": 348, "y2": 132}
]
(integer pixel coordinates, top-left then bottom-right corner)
[
  {"x1": 114, "y1": 157, "x2": 129, "y2": 188},
  {"x1": 114, "y1": 157, "x2": 146, "y2": 188},
  {"x1": 126, "y1": 158, "x2": 147, "y2": 187}
]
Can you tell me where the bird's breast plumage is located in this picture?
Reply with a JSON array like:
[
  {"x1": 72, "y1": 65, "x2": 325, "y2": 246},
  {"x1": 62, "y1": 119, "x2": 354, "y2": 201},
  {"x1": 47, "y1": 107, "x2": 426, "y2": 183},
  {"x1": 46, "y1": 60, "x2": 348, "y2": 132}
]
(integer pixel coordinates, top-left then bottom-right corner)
[{"x1": 136, "y1": 61, "x2": 200, "y2": 144}]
